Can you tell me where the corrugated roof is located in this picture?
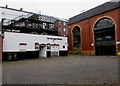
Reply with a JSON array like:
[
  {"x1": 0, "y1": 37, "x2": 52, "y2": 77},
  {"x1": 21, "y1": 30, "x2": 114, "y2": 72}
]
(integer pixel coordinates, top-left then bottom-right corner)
[{"x1": 68, "y1": 2, "x2": 120, "y2": 25}]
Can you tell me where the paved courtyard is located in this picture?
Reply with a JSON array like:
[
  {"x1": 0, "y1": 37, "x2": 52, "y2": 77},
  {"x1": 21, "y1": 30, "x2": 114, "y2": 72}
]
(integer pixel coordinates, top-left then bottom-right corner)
[{"x1": 2, "y1": 55, "x2": 119, "y2": 85}]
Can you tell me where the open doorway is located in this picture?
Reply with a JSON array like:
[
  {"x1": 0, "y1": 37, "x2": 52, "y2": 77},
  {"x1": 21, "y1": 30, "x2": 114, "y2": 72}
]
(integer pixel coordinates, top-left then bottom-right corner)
[{"x1": 94, "y1": 18, "x2": 116, "y2": 55}]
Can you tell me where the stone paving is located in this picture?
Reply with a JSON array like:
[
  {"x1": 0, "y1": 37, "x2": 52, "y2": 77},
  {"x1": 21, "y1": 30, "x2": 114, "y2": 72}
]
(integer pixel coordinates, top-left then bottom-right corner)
[{"x1": 2, "y1": 55, "x2": 119, "y2": 85}]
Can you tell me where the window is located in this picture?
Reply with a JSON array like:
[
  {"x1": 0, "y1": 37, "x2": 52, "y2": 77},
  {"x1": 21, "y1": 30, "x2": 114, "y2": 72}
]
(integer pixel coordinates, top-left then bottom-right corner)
[
  {"x1": 73, "y1": 27, "x2": 80, "y2": 48},
  {"x1": 43, "y1": 23, "x2": 46, "y2": 29},
  {"x1": 94, "y1": 18, "x2": 115, "y2": 42},
  {"x1": 64, "y1": 28, "x2": 66, "y2": 32},
  {"x1": 35, "y1": 43, "x2": 39, "y2": 49},
  {"x1": 64, "y1": 22, "x2": 66, "y2": 26},
  {"x1": 59, "y1": 28, "x2": 61, "y2": 31},
  {"x1": 59, "y1": 22, "x2": 61, "y2": 25},
  {"x1": 47, "y1": 43, "x2": 51, "y2": 49},
  {"x1": 47, "y1": 46, "x2": 51, "y2": 49},
  {"x1": 94, "y1": 18, "x2": 114, "y2": 30}
]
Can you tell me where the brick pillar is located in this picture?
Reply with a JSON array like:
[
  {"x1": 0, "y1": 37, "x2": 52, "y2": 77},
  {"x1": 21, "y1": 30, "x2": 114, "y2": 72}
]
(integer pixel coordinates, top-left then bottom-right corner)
[{"x1": 0, "y1": 36, "x2": 2, "y2": 60}]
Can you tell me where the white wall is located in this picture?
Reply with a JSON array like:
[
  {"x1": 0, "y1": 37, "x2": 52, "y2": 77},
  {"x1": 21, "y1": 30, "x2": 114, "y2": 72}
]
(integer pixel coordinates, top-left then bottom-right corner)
[{"x1": 3, "y1": 32, "x2": 68, "y2": 52}]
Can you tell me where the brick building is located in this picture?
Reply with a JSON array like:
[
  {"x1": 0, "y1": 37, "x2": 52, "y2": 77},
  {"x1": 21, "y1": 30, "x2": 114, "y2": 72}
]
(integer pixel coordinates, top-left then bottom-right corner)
[
  {"x1": 0, "y1": 6, "x2": 68, "y2": 61},
  {"x1": 68, "y1": 1, "x2": 120, "y2": 56},
  {"x1": 54, "y1": 19, "x2": 68, "y2": 37}
]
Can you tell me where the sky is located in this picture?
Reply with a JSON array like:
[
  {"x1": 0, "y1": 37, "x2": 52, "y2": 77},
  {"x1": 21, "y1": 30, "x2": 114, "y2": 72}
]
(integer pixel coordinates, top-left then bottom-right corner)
[{"x1": 0, "y1": 0, "x2": 112, "y2": 19}]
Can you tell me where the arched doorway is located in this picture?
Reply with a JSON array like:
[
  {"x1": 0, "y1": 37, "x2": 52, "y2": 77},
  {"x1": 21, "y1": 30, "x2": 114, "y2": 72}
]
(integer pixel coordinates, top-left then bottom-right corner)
[
  {"x1": 72, "y1": 26, "x2": 81, "y2": 53},
  {"x1": 94, "y1": 18, "x2": 116, "y2": 55}
]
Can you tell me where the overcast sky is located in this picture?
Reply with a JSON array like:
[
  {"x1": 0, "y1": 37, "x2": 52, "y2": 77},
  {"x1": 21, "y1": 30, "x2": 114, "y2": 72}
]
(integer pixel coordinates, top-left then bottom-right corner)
[{"x1": 1, "y1": 0, "x2": 111, "y2": 19}]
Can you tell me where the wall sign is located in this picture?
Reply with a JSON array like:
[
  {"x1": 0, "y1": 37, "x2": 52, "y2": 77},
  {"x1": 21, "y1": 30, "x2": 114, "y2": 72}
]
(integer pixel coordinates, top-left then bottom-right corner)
[
  {"x1": 91, "y1": 43, "x2": 94, "y2": 46},
  {"x1": 47, "y1": 37, "x2": 62, "y2": 40},
  {"x1": 116, "y1": 41, "x2": 120, "y2": 44}
]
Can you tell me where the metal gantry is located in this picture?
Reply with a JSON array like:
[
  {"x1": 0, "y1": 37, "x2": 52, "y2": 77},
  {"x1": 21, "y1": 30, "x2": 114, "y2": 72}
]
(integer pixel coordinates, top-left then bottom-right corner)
[{"x1": 2, "y1": 13, "x2": 58, "y2": 35}]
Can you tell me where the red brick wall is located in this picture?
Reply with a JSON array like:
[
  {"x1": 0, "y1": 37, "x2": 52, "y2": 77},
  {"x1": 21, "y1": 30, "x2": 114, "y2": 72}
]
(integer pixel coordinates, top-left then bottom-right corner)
[
  {"x1": 54, "y1": 20, "x2": 68, "y2": 36},
  {"x1": 68, "y1": 26, "x2": 73, "y2": 53},
  {"x1": 0, "y1": 36, "x2": 2, "y2": 60},
  {"x1": 68, "y1": 8, "x2": 119, "y2": 55},
  {"x1": 117, "y1": 8, "x2": 120, "y2": 55}
]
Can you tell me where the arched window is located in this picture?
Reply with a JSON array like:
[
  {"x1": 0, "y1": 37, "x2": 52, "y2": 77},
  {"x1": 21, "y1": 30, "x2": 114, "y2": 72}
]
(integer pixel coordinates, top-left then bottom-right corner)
[
  {"x1": 94, "y1": 18, "x2": 114, "y2": 31},
  {"x1": 72, "y1": 26, "x2": 81, "y2": 53},
  {"x1": 94, "y1": 18, "x2": 115, "y2": 42}
]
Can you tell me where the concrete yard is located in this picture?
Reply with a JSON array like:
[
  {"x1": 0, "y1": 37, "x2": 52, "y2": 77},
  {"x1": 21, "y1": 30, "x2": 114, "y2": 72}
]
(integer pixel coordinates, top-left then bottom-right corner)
[{"x1": 2, "y1": 55, "x2": 119, "y2": 85}]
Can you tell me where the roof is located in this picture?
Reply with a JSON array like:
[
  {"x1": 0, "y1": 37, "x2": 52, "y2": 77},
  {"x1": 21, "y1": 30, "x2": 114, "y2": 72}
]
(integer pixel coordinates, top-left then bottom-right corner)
[
  {"x1": 58, "y1": 18, "x2": 68, "y2": 22},
  {"x1": 0, "y1": 6, "x2": 33, "y2": 14},
  {"x1": 68, "y1": 1, "x2": 120, "y2": 25},
  {"x1": 0, "y1": 6, "x2": 66, "y2": 23}
]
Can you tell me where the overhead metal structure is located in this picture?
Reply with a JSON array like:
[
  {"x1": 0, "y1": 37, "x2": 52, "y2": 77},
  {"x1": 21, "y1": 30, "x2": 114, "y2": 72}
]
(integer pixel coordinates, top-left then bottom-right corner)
[{"x1": 2, "y1": 11, "x2": 58, "y2": 35}]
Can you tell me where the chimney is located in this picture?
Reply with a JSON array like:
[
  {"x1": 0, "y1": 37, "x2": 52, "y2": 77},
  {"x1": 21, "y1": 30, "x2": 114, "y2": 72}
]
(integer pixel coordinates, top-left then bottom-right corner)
[
  {"x1": 20, "y1": 8, "x2": 23, "y2": 11},
  {"x1": 5, "y1": 5, "x2": 8, "y2": 8}
]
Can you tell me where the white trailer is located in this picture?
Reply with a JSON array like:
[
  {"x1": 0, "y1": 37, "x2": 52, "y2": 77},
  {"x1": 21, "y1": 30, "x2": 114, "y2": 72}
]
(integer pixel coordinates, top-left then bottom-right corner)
[{"x1": 3, "y1": 32, "x2": 68, "y2": 60}]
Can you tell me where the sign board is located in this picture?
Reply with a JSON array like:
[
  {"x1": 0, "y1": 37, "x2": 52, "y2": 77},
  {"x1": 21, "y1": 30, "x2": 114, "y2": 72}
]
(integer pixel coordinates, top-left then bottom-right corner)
[{"x1": 116, "y1": 41, "x2": 120, "y2": 44}]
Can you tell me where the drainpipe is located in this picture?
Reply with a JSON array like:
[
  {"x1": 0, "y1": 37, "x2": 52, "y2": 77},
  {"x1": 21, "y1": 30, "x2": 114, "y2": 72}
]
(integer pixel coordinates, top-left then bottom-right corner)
[{"x1": 0, "y1": 8, "x2": 2, "y2": 60}]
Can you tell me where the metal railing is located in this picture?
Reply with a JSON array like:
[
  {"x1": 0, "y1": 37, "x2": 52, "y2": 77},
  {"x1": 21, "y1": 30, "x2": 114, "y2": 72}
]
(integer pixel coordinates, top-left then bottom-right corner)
[{"x1": 13, "y1": 13, "x2": 33, "y2": 21}]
